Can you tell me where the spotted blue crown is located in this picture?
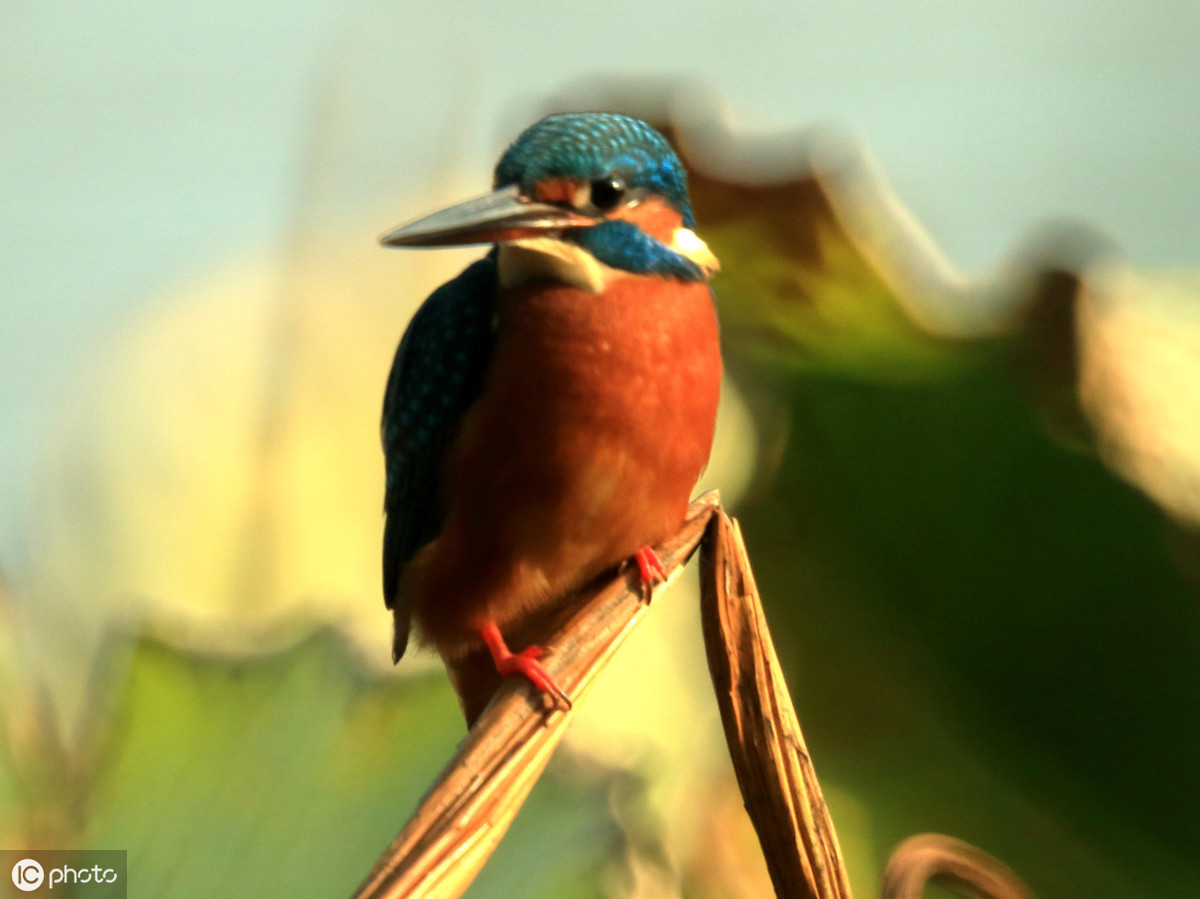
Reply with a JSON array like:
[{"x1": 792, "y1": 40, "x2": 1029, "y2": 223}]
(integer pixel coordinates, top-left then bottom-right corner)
[{"x1": 494, "y1": 112, "x2": 696, "y2": 229}]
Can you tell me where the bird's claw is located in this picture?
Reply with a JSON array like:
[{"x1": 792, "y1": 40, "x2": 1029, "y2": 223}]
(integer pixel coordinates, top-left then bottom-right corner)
[
  {"x1": 632, "y1": 545, "x2": 667, "y2": 603},
  {"x1": 479, "y1": 622, "x2": 571, "y2": 713},
  {"x1": 494, "y1": 652, "x2": 570, "y2": 710}
]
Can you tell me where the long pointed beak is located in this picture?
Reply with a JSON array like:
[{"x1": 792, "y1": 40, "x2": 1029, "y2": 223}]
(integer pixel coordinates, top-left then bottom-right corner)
[{"x1": 380, "y1": 184, "x2": 596, "y2": 248}]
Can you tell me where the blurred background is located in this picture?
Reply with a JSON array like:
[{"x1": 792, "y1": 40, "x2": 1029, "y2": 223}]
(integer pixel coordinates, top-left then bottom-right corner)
[{"x1": 3, "y1": 1, "x2": 1200, "y2": 896}]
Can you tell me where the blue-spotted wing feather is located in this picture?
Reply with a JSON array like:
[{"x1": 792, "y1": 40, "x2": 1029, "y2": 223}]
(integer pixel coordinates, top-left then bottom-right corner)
[{"x1": 382, "y1": 255, "x2": 497, "y2": 658}]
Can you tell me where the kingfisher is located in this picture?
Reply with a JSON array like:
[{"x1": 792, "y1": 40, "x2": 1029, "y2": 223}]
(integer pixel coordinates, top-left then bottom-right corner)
[{"x1": 380, "y1": 112, "x2": 722, "y2": 725}]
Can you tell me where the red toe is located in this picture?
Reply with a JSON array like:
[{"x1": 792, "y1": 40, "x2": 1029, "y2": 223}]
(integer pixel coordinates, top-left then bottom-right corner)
[
  {"x1": 633, "y1": 545, "x2": 666, "y2": 601},
  {"x1": 478, "y1": 621, "x2": 570, "y2": 711}
]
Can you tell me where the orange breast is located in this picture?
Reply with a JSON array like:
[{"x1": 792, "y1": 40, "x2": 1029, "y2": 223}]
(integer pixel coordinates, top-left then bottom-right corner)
[{"x1": 408, "y1": 274, "x2": 722, "y2": 657}]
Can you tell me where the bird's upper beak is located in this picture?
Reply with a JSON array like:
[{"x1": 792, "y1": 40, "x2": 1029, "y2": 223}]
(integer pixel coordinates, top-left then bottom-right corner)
[{"x1": 380, "y1": 184, "x2": 595, "y2": 248}]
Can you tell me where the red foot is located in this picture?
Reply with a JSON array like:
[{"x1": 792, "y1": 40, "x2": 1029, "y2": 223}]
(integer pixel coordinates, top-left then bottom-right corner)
[
  {"x1": 478, "y1": 622, "x2": 571, "y2": 712},
  {"x1": 633, "y1": 545, "x2": 667, "y2": 602}
]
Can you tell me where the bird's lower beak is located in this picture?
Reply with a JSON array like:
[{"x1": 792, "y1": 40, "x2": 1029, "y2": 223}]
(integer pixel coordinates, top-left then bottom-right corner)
[{"x1": 380, "y1": 184, "x2": 595, "y2": 248}]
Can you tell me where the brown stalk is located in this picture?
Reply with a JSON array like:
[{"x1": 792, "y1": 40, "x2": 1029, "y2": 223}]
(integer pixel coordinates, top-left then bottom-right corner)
[
  {"x1": 882, "y1": 834, "x2": 1032, "y2": 899},
  {"x1": 349, "y1": 492, "x2": 720, "y2": 899},
  {"x1": 699, "y1": 508, "x2": 854, "y2": 899},
  {"x1": 698, "y1": 508, "x2": 1033, "y2": 899},
  {"x1": 352, "y1": 494, "x2": 1031, "y2": 899}
]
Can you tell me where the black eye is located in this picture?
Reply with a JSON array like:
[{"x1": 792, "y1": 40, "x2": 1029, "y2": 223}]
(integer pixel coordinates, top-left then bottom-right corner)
[{"x1": 589, "y1": 176, "x2": 626, "y2": 211}]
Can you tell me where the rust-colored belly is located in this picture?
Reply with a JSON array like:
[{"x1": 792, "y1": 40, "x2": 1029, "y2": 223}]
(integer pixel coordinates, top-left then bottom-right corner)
[{"x1": 407, "y1": 275, "x2": 721, "y2": 657}]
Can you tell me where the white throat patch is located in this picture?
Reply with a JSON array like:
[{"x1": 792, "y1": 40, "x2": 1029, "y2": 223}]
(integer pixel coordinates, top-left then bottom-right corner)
[
  {"x1": 498, "y1": 238, "x2": 620, "y2": 294},
  {"x1": 497, "y1": 227, "x2": 719, "y2": 293}
]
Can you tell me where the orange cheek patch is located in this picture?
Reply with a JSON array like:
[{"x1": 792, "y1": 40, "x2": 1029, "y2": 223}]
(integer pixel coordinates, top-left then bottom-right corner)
[
  {"x1": 533, "y1": 178, "x2": 582, "y2": 204},
  {"x1": 613, "y1": 198, "x2": 682, "y2": 243}
]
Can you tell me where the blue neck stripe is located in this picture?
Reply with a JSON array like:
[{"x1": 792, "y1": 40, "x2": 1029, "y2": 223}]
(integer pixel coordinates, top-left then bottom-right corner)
[{"x1": 573, "y1": 221, "x2": 705, "y2": 281}]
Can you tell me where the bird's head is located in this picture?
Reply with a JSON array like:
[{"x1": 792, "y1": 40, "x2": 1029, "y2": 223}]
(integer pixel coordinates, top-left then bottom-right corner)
[{"x1": 381, "y1": 113, "x2": 718, "y2": 293}]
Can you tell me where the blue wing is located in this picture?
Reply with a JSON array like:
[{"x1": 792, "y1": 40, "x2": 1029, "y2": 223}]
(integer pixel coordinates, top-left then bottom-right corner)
[{"x1": 382, "y1": 255, "x2": 497, "y2": 658}]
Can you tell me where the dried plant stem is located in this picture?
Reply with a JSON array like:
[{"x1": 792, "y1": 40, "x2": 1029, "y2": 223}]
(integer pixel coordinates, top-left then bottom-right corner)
[
  {"x1": 882, "y1": 834, "x2": 1032, "y2": 899},
  {"x1": 699, "y1": 508, "x2": 854, "y2": 899},
  {"x1": 352, "y1": 494, "x2": 1031, "y2": 899},
  {"x1": 349, "y1": 493, "x2": 720, "y2": 899}
]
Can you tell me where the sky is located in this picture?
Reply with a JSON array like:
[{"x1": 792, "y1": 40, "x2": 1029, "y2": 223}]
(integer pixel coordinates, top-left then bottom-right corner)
[{"x1": 3, "y1": 0, "x2": 1200, "y2": 565}]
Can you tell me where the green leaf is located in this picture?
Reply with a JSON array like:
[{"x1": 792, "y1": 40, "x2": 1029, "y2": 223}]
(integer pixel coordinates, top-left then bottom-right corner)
[{"x1": 5, "y1": 633, "x2": 622, "y2": 898}]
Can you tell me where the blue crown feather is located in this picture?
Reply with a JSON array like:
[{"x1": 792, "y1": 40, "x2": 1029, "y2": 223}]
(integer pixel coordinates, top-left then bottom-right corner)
[{"x1": 494, "y1": 112, "x2": 696, "y2": 229}]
